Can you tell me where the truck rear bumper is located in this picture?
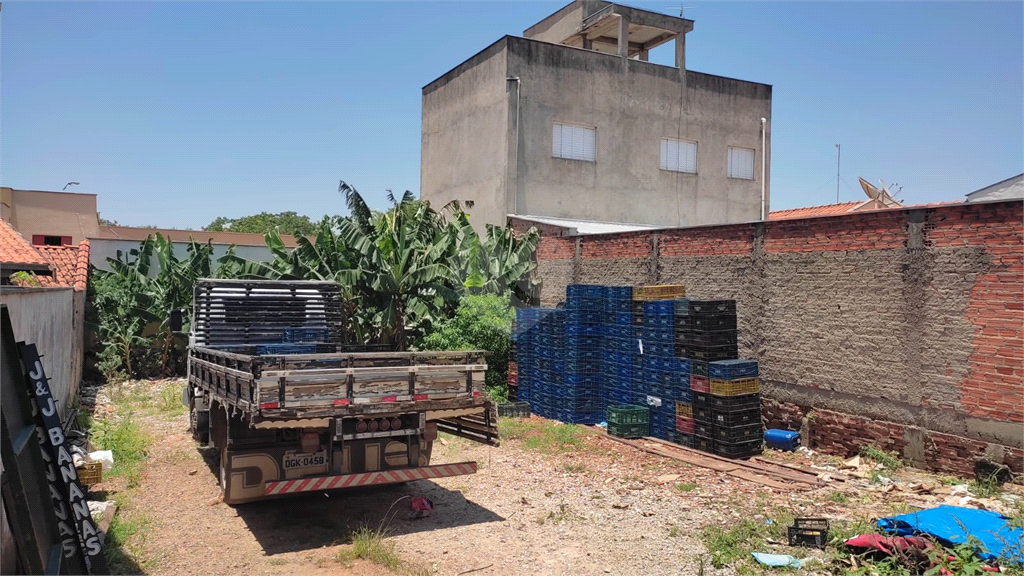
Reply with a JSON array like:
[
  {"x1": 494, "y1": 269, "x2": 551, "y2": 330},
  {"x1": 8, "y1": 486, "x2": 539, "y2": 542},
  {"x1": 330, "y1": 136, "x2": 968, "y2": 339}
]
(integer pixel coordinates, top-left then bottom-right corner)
[{"x1": 264, "y1": 461, "x2": 478, "y2": 496}]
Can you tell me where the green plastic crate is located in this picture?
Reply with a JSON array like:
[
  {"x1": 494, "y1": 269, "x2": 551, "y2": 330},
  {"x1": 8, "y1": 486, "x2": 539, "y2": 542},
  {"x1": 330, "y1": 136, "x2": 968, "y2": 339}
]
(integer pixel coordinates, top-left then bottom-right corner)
[
  {"x1": 497, "y1": 401, "x2": 531, "y2": 418},
  {"x1": 608, "y1": 421, "x2": 649, "y2": 439},
  {"x1": 607, "y1": 404, "x2": 650, "y2": 425}
]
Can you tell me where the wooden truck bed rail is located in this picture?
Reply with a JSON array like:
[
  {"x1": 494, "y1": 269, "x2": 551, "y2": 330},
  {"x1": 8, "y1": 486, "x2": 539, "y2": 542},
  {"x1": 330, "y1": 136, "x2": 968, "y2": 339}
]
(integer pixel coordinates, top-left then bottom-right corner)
[{"x1": 189, "y1": 346, "x2": 489, "y2": 420}]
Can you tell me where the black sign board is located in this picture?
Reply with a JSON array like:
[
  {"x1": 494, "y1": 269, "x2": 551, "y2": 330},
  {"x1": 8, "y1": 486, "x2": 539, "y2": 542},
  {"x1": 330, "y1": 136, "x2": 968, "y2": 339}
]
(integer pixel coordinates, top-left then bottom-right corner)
[{"x1": 19, "y1": 342, "x2": 108, "y2": 574}]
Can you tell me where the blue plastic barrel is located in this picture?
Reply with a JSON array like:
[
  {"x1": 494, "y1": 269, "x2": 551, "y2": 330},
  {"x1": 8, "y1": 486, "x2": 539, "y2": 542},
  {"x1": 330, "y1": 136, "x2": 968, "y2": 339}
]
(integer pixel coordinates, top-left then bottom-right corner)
[{"x1": 764, "y1": 429, "x2": 800, "y2": 451}]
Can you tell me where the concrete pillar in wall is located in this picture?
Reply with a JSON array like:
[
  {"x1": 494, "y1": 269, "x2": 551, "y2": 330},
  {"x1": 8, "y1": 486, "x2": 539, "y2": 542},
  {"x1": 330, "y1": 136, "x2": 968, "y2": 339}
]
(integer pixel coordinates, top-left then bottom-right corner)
[
  {"x1": 582, "y1": 37, "x2": 593, "y2": 50},
  {"x1": 617, "y1": 15, "x2": 631, "y2": 57},
  {"x1": 639, "y1": 48, "x2": 649, "y2": 61},
  {"x1": 675, "y1": 32, "x2": 686, "y2": 70}
]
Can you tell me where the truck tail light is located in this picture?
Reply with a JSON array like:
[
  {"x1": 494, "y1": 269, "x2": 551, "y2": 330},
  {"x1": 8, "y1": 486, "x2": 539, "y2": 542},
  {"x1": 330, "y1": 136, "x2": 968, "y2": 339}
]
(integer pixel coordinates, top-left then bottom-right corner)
[
  {"x1": 379, "y1": 418, "x2": 391, "y2": 431},
  {"x1": 333, "y1": 398, "x2": 349, "y2": 406},
  {"x1": 355, "y1": 420, "x2": 368, "y2": 432},
  {"x1": 368, "y1": 419, "x2": 379, "y2": 432},
  {"x1": 413, "y1": 394, "x2": 428, "y2": 401},
  {"x1": 259, "y1": 402, "x2": 279, "y2": 410},
  {"x1": 472, "y1": 391, "x2": 481, "y2": 397},
  {"x1": 391, "y1": 418, "x2": 402, "y2": 430}
]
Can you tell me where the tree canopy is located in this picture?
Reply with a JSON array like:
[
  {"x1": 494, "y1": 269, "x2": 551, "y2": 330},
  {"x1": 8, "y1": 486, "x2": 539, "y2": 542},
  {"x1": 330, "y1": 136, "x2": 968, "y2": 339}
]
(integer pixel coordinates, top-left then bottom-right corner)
[{"x1": 205, "y1": 211, "x2": 319, "y2": 237}]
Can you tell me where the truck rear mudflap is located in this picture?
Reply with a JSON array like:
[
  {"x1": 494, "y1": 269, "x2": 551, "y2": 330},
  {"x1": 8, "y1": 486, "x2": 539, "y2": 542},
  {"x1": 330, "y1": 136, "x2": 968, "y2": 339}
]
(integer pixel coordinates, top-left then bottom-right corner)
[{"x1": 265, "y1": 462, "x2": 478, "y2": 497}]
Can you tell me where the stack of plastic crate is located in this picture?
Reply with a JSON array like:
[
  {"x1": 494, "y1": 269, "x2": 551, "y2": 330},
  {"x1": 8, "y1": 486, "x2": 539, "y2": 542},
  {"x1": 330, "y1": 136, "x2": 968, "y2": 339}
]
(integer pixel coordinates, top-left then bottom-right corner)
[
  {"x1": 513, "y1": 308, "x2": 536, "y2": 404},
  {"x1": 602, "y1": 286, "x2": 635, "y2": 408},
  {"x1": 674, "y1": 300, "x2": 738, "y2": 361},
  {"x1": 562, "y1": 286, "x2": 604, "y2": 424},
  {"x1": 707, "y1": 359, "x2": 762, "y2": 458},
  {"x1": 639, "y1": 299, "x2": 692, "y2": 440},
  {"x1": 606, "y1": 404, "x2": 650, "y2": 439}
]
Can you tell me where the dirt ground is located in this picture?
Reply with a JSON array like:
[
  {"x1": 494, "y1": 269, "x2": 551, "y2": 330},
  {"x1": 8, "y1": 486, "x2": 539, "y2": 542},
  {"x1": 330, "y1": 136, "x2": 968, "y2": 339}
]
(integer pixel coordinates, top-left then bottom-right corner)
[{"x1": 85, "y1": 378, "x2": 1021, "y2": 576}]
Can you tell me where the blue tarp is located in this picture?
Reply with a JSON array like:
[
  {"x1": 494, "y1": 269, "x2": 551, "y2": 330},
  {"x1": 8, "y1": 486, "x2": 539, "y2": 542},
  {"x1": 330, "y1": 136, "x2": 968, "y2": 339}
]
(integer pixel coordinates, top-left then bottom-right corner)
[{"x1": 877, "y1": 505, "x2": 1024, "y2": 563}]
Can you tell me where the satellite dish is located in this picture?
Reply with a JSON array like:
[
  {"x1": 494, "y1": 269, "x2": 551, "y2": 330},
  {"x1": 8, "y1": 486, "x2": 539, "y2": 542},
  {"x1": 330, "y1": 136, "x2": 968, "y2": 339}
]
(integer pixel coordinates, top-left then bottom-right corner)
[{"x1": 858, "y1": 177, "x2": 904, "y2": 208}]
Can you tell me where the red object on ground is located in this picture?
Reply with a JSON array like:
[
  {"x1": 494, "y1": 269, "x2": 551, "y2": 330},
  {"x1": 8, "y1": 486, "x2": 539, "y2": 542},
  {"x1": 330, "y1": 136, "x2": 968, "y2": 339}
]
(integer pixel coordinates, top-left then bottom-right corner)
[{"x1": 844, "y1": 534, "x2": 1000, "y2": 574}]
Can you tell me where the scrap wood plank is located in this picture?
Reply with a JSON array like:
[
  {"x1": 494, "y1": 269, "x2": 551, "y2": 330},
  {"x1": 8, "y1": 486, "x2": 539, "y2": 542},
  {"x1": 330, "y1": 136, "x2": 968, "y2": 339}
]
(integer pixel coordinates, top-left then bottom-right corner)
[
  {"x1": 642, "y1": 437, "x2": 820, "y2": 486},
  {"x1": 601, "y1": 432, "x2": 819, "y2": 489},
  {"x1": 751, "y1": 456, "x2": 850, "y2": 482}
]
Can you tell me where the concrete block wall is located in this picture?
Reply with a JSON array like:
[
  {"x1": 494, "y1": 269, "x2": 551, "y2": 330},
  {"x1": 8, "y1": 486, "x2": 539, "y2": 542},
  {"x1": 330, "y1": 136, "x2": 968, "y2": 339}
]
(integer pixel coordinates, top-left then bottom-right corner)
[{"x1": 531, "y1": 200, "x2": 1024, "y2": 476}]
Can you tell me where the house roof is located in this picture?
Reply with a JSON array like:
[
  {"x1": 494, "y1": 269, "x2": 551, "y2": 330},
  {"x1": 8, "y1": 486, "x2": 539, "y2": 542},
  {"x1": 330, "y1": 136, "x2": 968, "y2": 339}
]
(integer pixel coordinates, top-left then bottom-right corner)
[
  {"x1": 965, "y1": 173, "x2": 1024, "y2": 202},
  {"x1": 34, "y1": 241, "x2": 90, "y2": 290},
  {"x1": 0, "y1": 218, "x2": 52, "y2": 272},
  {"x1": 509, "y1": 214, "x2": 659, "y2": 235},
  {"x1": 768, "y1": 202, "x2": 861, "y2": 220},
  {"x1": 94, "y1": 225, "x2": 298, "y2": 247}
]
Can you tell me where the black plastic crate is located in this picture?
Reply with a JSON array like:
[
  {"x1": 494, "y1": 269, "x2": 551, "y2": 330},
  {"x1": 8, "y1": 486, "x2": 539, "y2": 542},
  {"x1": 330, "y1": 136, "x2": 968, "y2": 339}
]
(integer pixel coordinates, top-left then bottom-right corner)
[
  {"x1": 712, "y1": 422, "x2": 763, "y2": 444},
  {"x1": 688, "y1": 300, "x2": 737, "y2": 315},
  {"x1": 693, "y1": 435, "x2": 715, "y2": 453},
  {"x1": 691, "y1": 360, "x2": 709, "y2": 378},
  {"x1": 693, "y1": 420, "x2": 714, "y2": 438},
  {"x1": 788, "y1": 520, "x2": 829, "y2": 549},
  {"x1": 692, "y1": 391, "x2": 712, "y2": 411},
  {"x1": 684, "y1": 345, "x2": 738, "y2": 361},
  {"x1": 709, "y1": 393, "x2": 761, "y2": 414},
  {"x1": 713, "y1": 407, "x2": 761, "y2": 427},
  {"x1": 666, "y1": 431, "x2": 694, "y2": 448},
  {"x1": 714, "y1": 439, "x2": 762, "y2": 459},
  {"x1": 675, "y1": 314, "x2": 737, "y2": 332},
  {"x1": 674, "y1": 327, "x2": 738, "y2": 347},
  {"x1": 693, "y1": 405, "x2": 713, "y2": 425}
]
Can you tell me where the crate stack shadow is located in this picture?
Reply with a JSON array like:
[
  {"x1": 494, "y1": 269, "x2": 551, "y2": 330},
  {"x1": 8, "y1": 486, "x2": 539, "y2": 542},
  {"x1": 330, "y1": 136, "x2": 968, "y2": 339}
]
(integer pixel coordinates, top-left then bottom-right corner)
[{"x1": 514, "y1": 284, "x2": 763, "y2": 460}]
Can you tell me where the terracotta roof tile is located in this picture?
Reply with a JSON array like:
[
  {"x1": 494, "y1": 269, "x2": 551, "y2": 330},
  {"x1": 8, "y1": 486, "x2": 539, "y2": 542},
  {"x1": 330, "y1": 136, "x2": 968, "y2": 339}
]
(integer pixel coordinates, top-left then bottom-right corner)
[
  {"x1": 35, "y1": 241, "x2": 90, "y2": 290},
  {"x1": 0, "y1": 218, "x2": 52, "y2": 268},
  {"x1": 768, "y1": 202, "x2": 861, "y2": 220}
]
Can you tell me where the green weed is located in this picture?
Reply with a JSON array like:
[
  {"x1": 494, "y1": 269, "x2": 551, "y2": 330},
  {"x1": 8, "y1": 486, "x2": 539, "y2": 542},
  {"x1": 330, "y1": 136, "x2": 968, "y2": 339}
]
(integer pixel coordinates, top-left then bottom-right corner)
[
  {"x1": 563, "y1": 462, "x2": 588, "y2": 474},
  {"x1": 676, "y1": 483, "x2": 698, "y2": 492},
  {"x1": 498, "y1": 418, "x2": 590, "y2": 453},
  {"x1": 969, "y1": 470, "x2": 1005, "y2": 498},
  {"x1": 830, "y1": 491, "x2": 849, "y2": 504},
  {"x1": 158, "y1": 384, "x2": 186, "y2": 418},
  {"x1": 859, "y1": 444, "x2": 903, "y2": 470},
  {"x1": 104, "y1": 513, "x2": 151, "y2": 573},
  {"x1": 700, "y1": 507, "x2": 794, "y2": 572},
  {"x1": 89, "y1": 410, "x2": 149, "y2": 488},
  {"x1": 336, "y1": 527, "x2": 401, "y2": 571}
]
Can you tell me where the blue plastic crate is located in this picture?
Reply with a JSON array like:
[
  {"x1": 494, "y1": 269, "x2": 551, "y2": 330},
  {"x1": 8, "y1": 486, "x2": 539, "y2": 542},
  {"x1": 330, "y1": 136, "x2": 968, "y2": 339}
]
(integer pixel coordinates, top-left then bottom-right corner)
[
  {"x1": 708, "y1": 359, "x2": 759, "y2": 380},
  {"x1": 283, "y1": 326, "x2": 330, "y2": 343},
  {"x1": 255, "y1": 343, "x2": 318, "y2": 355},
  {"x1": 565, "y1": 323, "x2": 602, "y2": 337},
  {"x1": 606, "y1": 286, "x2": 633, "y2": 300},
  {"x1": 643, "y1": 300, "x2": 676, "y2": 315},
  {"x1": 567, "y1": 284, "x2": 605, "y2": 299},
  {"x1": 566, "y1": 309, "x2": 603, "y2": 324}
]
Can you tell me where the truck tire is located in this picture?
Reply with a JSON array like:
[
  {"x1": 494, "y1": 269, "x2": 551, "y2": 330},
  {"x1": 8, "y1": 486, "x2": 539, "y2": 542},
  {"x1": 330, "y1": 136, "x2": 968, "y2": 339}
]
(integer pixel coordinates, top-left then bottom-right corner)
[{"x1": 188, "y1": 389, "x2": 210, "y2": 445}]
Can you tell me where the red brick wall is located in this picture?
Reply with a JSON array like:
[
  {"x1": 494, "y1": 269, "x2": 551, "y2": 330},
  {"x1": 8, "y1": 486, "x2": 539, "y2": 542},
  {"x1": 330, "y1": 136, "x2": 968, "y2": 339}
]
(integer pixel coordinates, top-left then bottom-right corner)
[{"x1": 534, "y1": 201, "x2": 1024, "y2": 476}]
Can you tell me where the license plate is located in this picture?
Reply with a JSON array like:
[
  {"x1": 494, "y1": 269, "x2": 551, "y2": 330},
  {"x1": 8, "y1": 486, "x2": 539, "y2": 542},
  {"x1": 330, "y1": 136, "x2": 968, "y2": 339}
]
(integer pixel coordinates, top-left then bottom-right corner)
[{"x1": 283, "y1": 451, "x2": 327, "y2": 470}]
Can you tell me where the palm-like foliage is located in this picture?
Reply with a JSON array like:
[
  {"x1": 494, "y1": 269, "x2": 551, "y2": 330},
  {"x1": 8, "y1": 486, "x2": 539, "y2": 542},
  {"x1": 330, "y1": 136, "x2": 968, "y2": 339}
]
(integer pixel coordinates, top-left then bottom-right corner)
[{"x1": 89, "y1": 181, "x2": 542, "y2": 378}]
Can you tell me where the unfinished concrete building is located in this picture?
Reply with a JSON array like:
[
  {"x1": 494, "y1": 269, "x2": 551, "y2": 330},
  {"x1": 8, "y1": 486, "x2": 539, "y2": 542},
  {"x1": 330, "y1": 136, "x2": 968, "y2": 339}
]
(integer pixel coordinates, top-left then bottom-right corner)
[{"x1": 421, "y1": 0, "x2": 772, "y2": 231}]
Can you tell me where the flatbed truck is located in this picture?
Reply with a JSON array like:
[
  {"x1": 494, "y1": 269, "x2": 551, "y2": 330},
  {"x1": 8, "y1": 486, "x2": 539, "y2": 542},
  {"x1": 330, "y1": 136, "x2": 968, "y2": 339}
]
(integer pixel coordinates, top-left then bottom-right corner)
[{"x1": 184, "y1": 279, "x2": 498, "y2": 504}]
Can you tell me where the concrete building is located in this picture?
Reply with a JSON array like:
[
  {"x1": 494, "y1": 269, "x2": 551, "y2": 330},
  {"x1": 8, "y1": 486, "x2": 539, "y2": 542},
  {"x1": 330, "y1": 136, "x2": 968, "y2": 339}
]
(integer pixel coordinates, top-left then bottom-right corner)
[
  {"x1": 421, "y1": 0, "x2": 772, "y2": 231},
  {"x1": 1, "y1": 187, "x2": 101, "y2": 246}
]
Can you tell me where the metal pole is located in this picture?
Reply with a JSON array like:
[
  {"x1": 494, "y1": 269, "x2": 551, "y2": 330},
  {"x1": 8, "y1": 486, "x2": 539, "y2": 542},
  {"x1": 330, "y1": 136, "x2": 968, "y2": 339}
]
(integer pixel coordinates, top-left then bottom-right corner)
[{"x1": 835, "y1": 144, "x2": 841, "y2": 203}]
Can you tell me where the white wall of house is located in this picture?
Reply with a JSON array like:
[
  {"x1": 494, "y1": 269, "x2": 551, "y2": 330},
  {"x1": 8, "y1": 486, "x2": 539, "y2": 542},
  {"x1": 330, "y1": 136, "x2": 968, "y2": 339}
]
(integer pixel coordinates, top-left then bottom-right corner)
[{"x1": 89, "y1": 238, "x2": 279, "y2": 274}]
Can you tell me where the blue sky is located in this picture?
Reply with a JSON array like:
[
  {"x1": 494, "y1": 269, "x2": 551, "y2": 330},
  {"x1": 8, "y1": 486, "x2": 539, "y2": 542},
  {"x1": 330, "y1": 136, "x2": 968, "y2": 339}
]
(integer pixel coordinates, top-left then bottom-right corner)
[{"x1": 2, "y1": 1, "x2": 1021, "y2": 228}]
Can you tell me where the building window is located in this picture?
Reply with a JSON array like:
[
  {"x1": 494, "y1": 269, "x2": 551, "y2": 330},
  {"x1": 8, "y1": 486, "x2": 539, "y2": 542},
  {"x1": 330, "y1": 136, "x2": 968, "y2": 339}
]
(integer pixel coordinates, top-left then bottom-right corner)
[
  {"x1": 660, "y1": 138, "x2": 697, "y2": 173},
  {"x1": 552, "y1": 122, "x2": 596, "y2": 162},
  {"x1": 727, "y1": 147, "x2": 756, "y2": 180},
  {"x1": 32, "y1": 235, "x2": 71, "y2": 246}
]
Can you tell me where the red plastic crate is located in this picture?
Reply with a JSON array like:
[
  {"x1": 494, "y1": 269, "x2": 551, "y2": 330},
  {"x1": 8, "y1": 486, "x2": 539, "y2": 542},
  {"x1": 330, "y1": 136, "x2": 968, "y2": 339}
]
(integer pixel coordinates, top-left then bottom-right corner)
[
  {"x1": 675, "y1": 416, "x2": 694, "y2": 434},
  {"x1": 690, "y1": 375, "x2": 709, "y2": 392}
]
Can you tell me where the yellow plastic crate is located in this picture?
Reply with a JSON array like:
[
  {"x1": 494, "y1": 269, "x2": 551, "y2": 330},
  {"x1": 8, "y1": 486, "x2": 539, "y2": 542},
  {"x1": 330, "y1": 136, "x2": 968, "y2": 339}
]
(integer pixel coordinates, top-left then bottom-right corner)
[
  {"x1": 675, "y1": 401, "x2": 693, "y2": 419},
  {"x1": 709, "y1": 377, "x2": 760, "y2": 397},
  {"x1": 77, "y1": 461, "x2": 103, "y2": 486},
  {"x1": 632, "y1": 284, "x2": 686, "y2": 301}
]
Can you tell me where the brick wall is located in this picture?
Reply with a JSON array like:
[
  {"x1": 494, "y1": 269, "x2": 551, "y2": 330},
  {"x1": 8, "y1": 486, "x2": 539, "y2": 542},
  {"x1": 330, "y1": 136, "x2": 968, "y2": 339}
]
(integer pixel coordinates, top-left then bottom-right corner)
[{"x1": 533, "y1": 200, "x2": 1024, "y2": 476}]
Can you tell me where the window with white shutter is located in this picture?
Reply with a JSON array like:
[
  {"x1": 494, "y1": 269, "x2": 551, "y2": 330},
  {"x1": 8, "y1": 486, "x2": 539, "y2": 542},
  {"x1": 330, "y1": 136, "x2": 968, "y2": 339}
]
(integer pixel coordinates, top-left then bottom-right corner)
[
  {"x1": 660, "y1": 138, "x2": 697, "y2": 173},
  {"x1": 727, "y1": 147, "x2": 755, "y2": 180},
  {"x1": 552, "y1": 123, "x2": 596, "y2": 162}
]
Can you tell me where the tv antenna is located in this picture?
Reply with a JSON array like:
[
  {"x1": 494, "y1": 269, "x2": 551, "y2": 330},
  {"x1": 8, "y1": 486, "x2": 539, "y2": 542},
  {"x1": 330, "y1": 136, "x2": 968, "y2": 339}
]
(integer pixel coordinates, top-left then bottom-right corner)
[
  {"x1": 666, "y1": 6, "x2": 695, "y2": 18},
  {"x1": 63, "y1": 182, "x2": 80, "y2": 191}
]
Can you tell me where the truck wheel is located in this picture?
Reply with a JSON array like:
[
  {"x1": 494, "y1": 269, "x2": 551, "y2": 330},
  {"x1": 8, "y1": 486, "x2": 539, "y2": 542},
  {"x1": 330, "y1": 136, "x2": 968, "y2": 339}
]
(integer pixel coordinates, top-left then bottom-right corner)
[{"x1": 189, "y1": 395, "x2": 210, "y2": 445}]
